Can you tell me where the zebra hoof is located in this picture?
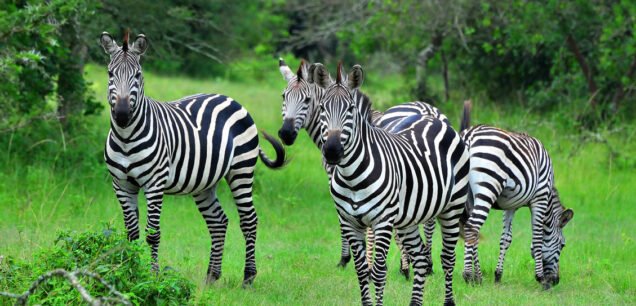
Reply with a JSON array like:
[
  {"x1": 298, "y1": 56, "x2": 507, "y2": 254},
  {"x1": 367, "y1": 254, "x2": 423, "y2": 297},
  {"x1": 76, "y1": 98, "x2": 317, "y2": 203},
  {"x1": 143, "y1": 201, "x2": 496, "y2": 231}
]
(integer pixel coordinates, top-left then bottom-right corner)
[
  {"x1": 443, "y1": 299, "x2": 456, "y2": 306},
  {"x1": 462, "y1": 271, "x2": 472, "y2": 283},
  {"x1": 474, "y1": 275, "x2": 483, "y2": 285},
  {"x1": 542, "y1": 281, "x2": 552, "y2": 291},
  {"x1": 242, "y1": 269, "x2": 257, "y2": 288},
  {"x1": 205, "y1": 271, "x2": 221, "y2": 285},
  {"x1": 337, "y1": 256, "x2": 351, "y2": 268},
  {"x1": 494, "y1": 271, "x2": 502, "y2": 283},
  {"x1": 242, "y1": 278, "x2": 255, "y2": 289},
  {"x1": 399, "y1": 267, "x2": 410, "y2": 280}
]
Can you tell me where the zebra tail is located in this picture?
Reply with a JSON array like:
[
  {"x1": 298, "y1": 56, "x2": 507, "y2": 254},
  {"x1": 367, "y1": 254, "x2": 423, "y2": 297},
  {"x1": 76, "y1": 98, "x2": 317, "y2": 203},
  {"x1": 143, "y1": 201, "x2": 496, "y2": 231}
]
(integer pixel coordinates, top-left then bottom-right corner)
[
  {"x1": 258, "y1": 131, "x2": 287, "y2": 169},
  {"x1": 458, "y1": 185, "x2": 483, "y2": 241},
  {"x1": 458, "y1": 184, "x2": 474, "y2": 240},
  {"x1": 460, "y1": 99, "x2": 472, "y2": 133}
]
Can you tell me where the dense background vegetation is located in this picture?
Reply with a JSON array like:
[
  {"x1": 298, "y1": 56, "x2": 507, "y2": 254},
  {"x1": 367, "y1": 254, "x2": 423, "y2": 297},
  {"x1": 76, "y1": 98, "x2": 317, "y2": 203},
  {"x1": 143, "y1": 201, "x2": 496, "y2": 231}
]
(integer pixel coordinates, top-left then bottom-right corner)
[{"x1": 1, "y1": 0, "x2": 635, "y2": 304}]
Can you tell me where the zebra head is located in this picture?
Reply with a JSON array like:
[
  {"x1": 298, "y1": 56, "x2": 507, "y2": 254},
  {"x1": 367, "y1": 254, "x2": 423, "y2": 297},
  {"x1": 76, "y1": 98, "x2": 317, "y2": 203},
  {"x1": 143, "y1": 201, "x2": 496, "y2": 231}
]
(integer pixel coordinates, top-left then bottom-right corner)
[
  {"x1": 314, "y1": 62, "x2": 364, "y2": 165},
  {"x1": 278, "y1": 59, "x2": 316, "y2": 145},
  {"x1": 541, "y1": 189, "x2": 574, "y2": 288},
  {"x1": 100, "y1": 31, "x2": 148, "y2": 128}
]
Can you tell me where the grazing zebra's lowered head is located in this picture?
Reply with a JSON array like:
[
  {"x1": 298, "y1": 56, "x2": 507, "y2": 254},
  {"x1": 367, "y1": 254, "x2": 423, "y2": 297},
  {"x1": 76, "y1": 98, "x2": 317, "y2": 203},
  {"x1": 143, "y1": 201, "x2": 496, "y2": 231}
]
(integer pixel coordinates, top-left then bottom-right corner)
[
  {"x1": 278, "y1": 58, "x2": 323, "y2": 145},
  {"x1": 541, "y1": 188, "x2": 574, "y2": 288},
  {"x1": 313, "y1": 63, "x2": 368, "y2": 165},
  {"x1": 100, "y1": 31, "x2": 148, "y2": 129}
]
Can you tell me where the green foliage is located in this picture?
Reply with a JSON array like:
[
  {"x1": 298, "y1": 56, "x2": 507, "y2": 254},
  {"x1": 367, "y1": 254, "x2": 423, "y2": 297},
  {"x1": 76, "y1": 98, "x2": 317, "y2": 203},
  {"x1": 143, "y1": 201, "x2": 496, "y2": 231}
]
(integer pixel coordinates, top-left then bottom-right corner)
[
  {"x1": 0, "y1": 0, "x2": 101, "y2": 132},
  {"x1": 92, "y1": 0, "x2": 288, "y2": 77},
  {"x1": 0, "y1": 228, "x2": 193, "y2": 305}
]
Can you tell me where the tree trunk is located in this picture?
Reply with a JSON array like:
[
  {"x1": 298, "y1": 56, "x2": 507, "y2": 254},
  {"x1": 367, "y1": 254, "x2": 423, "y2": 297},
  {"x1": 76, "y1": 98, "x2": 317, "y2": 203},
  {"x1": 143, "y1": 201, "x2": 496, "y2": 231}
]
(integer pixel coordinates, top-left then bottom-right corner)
[
  {"x1": 565, "y1": 34, "x2": 598, "y2": 109},
  {"x1": 441, "y1": 48, "x2": 450, "y2": 102},
  {"x1": 610, "y1": 56, "x2": 636, "y2": 114},
  {"x1": 414, "y1": 33, "x2": 443, "y2": 102},
  {"x1": 57, "y1": 20, "x2": 88, "y2": 127}
]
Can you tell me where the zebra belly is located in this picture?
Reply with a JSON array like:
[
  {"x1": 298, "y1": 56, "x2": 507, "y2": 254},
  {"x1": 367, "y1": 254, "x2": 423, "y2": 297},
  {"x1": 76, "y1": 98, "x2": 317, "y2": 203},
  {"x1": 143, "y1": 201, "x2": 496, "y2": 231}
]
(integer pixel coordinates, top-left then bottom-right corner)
[{"x1": 495, "y1": 180, "x2": 536, "y2": 210}]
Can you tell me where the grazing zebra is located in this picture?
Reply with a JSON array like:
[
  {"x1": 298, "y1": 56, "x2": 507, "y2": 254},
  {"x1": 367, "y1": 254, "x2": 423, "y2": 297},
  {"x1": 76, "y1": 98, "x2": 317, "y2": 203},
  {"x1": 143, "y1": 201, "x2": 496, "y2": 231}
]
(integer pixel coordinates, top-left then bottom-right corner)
[
  {"x1": 278, "y1": 59, "x2": 439, "y2": 277},
  {"x1": 315, "y1": 63, "x2": 470, "y2": 306},
  {"x1": 100, "y1": 32, "x2": 285, "y2": 286},
  {"x1": 459, "y1": 100, "x2": 574, "y2": 289}
]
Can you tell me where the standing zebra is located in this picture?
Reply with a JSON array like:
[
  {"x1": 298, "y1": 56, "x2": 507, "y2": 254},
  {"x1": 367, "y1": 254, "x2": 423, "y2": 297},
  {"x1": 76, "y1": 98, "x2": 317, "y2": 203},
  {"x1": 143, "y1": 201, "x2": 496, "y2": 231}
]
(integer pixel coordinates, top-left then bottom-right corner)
[
  {"x1": 459, "y1": 100, "x2": 574, "y2": 289},
  {"x1": 278, "y1": 59, "x2": 439, "y2": 277},
  {"x1": 315, "y1": 63, "x2": 470, "y2": 306},
  {"x1": 100, "y1": 32, "x2": 285, "y2": 286}
]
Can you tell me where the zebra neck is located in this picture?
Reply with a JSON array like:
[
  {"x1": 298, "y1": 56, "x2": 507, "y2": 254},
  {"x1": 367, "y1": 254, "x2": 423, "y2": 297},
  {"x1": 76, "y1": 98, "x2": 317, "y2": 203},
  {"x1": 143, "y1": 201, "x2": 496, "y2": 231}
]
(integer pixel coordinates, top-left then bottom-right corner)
[
  {"x1": 305, "y1": 104, "x2": 323, "y2": 148},
  {"x1": 110, "y1": 96, "x2": 153, "y2": 141},
  {"x1": 305, "y1": 85, "x2": 326, "y2": 148},
  {"x1": 334, "y1": 120, "x2": 372, "y2": 179}
]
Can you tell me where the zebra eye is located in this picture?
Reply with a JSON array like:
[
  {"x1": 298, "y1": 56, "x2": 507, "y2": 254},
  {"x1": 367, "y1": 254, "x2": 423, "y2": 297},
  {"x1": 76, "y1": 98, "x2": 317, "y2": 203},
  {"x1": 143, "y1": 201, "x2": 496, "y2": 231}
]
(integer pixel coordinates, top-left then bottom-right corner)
[
  {"x1": 135, "y1": 72, "x2": 142, "y2": 79},
  {"x1": 108, "y1": 71, "x2": 113, "y2": 78},
  {"x1": 304, "y1": 97, "x2": 311, "y2": 103}
]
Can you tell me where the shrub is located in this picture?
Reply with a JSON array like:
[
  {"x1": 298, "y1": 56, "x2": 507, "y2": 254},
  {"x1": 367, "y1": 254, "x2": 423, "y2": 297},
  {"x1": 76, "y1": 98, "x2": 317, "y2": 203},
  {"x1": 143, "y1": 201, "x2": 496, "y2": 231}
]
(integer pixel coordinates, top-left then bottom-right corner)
[{"x1": 0, "y1": 227, "x2": 193, "y2": 305}]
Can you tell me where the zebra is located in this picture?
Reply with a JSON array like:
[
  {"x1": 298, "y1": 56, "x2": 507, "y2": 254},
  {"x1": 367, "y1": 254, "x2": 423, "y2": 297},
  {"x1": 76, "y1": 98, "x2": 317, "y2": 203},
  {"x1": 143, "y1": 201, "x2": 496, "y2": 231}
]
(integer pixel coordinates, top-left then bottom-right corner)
[
  {"x1": 459, "y1": 100, "x2": 574, "y2": 289},
  {"x1": 278, "y1": 59, "x2": 440, "y2": 277},
  {"x1": 315, "y1": 62, "x2": 470, "y2": 306},
  {"x1": 100, "y1": 32, "x2": 286, "y2": 287}
]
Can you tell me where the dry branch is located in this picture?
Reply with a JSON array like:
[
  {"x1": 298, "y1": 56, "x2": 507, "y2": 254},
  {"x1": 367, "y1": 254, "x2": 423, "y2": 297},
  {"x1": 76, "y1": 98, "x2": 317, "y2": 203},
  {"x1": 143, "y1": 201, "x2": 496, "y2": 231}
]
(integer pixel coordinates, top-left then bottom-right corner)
[{"x1": 0, "y1": 269, "x2": 131, "y2": 306}]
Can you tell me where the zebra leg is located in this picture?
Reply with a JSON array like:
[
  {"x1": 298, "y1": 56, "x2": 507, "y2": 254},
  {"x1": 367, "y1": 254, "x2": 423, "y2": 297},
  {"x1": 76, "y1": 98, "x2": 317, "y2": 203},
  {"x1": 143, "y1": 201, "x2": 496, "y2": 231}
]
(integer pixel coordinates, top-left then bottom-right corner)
[
  {"x1": 337, "y1": 221, "x2": 352, "y2": 268},
  {"x1": 463, "y1": 184, "x2": 498, "y2": 284},
  {"x1": 438, "y1": 212, "x2": 461, "y2": 306},
  {"x1": 366, "y1": 227, "x2": 375, "y2": 269},
  {"x1": 370, "y1": 223, "x2": 393, "y2": 306},
  {"x1": 144, "y1": 189, "x2": 165, "y2": 272},
  {"x1": 422, "y1": 219, "x2": 436, "y2": 276},
  {"x1": 529, "y1": 202, "x2": 547, "y2": 284},
  {"x1": 226, "y1": 170, "x2": 259, "y2": 287},
  {"x1": 112, "y1": 180, "x2": 140, "y2": 241},
  {"x1": 343, "y1": 222, "x2": 372, "y2": 306},
  {"x1": 495, "y1": 209, "x2": 516, "y2": 283},
  {"x1": 194, "y1": 188, "x2": 228, "y2": 284},
  {"x1": 395, "y1": 226, "x2": 427, "y2": 306},
  {"x1": 394, "y1": 230, "x2": 411, "y2": 280}
]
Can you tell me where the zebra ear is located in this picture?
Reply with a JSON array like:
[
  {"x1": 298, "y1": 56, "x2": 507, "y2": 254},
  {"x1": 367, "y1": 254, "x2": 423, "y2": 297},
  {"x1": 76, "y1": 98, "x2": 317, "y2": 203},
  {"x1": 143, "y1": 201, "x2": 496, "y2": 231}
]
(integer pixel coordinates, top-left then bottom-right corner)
[
  {"x1": 347, "y1": 65, "x2": 364, "y2": 90},
  {"x1": 131, "y1": 34, "x2": 148, "y2": 56},
  {"x1": 279, "y1": 58, "x2": 295, "y2": 82},
  {"x1": 100, "y1": 32, "x2": 119, "y2": 55},
  {"x1": 312, "y1": 63, "x2": 331, "y2": 88},
  {"x1": 297, "y1": 60, "x2": 309, "y2": 81},
  {"x1": 307, "y1": 62, "x2": 316, "y2": 84},
  {"x1": 559, "y1": 209, "x2": 574, "y2": 228}
]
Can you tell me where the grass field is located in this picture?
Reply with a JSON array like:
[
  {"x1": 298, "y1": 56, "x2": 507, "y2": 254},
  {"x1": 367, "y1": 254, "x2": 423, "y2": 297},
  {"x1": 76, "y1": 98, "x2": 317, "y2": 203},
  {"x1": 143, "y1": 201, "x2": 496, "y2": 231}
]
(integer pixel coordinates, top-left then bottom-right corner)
[{"x1": 1, "y1": 63, "x2": 635, "y2": 305}]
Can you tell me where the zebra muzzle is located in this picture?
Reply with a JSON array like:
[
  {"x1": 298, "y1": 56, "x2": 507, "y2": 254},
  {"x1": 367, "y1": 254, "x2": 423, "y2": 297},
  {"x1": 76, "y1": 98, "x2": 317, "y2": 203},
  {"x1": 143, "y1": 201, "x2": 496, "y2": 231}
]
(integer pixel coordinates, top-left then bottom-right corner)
[
  {"x1": 323, "y1": 130, "x2": 344, "y2": 165},
  {"x1": 278, "y1": 118, "x2": 297, "y2": 145},
  {"x1": 113, "y1": 97, "x2": 132, "y2": 127}
]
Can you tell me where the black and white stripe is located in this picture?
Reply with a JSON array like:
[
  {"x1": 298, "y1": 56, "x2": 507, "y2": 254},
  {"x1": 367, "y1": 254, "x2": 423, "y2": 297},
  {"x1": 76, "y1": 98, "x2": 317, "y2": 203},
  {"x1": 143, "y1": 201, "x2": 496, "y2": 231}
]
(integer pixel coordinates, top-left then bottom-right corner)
[
  {"x1": 100, "y1": 32, "x2": 285, "y2": 286},
  {"x1": 459, "y1": 101, "x2": 574, "y2": 288},
  {"x1": 316, "y1": 63, "x2": 470, "y2": 306}
]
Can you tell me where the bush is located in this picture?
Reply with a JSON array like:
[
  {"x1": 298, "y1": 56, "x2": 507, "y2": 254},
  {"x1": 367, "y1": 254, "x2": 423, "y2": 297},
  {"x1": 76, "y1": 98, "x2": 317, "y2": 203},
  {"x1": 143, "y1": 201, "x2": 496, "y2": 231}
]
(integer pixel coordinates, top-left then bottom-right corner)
[{"x1": 0, "y1": 227, "x2": 193, "y2": 305}]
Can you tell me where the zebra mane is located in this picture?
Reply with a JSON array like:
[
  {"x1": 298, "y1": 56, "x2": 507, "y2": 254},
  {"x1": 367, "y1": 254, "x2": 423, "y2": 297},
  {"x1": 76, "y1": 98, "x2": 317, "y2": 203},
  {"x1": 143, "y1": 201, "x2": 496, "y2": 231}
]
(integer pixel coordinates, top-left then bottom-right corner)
[
  {"x1": 336, "y1": 61, "x2": 343, "y2": 85},
  {"x1": 355, "y1": 90, "x2": 375, "y2": 123},
  {"x1": 122, "y1": 29, "x2": 129, "y2": 52},
  {"x1": 297, "y1": 59, "x2": 305, "y2": 80}
]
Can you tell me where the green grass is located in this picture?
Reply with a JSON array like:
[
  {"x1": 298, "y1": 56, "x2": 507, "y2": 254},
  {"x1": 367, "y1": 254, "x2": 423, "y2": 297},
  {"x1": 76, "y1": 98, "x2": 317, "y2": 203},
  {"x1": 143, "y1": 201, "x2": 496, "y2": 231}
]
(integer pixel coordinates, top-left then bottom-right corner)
[{"x1": 1, "y1": 63, "x2": 635, "y2": 305}]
